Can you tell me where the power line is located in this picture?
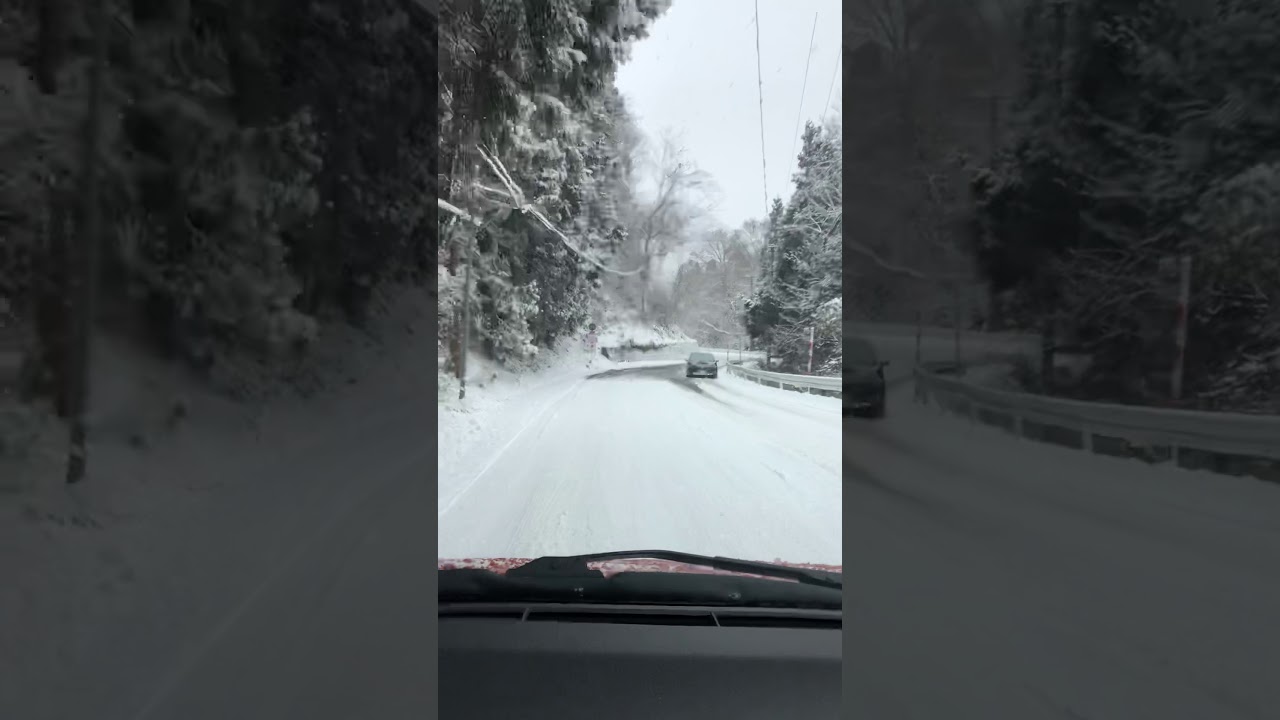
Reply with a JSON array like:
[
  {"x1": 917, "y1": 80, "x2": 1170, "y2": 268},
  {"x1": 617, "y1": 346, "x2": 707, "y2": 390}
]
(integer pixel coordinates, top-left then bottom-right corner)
[
  {"x1": 787, "y1": 13, "x2": 818, "y2": 182},
  {"x1": 753, "y1": 0, "x2": 769, "y2": 219},
  {"x1": 819, "y1": 46, "x2": 841, "y2": 128}
]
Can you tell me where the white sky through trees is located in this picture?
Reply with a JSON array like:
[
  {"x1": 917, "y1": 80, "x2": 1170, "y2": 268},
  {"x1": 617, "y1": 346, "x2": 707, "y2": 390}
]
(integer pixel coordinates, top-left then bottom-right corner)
[{"x1": 615, "y1": 0, "x2": 842, "y2": 230}]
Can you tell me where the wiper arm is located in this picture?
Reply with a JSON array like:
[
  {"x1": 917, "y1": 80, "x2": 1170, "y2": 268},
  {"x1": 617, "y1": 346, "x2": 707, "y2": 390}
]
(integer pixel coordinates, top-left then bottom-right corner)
[{"x1": 508, "y1": 549, "x2": 841, "y2": 590}]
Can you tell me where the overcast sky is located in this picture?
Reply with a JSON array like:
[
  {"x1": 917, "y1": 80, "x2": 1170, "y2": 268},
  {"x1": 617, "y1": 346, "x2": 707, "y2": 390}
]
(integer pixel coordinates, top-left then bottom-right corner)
[{"x1": 615, "y1": 0, "x2": 842, "y2": 230}]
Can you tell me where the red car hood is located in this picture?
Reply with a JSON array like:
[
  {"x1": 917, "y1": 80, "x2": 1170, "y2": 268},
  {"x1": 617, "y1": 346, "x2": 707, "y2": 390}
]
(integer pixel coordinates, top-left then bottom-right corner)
[{"x1": 439, "y1": 557, "x2": 841, "y2": 582}]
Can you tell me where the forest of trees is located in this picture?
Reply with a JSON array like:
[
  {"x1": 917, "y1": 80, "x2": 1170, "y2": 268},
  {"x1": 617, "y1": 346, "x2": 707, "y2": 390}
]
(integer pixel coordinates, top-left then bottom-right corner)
[
  {"x1": 846, "y1": 0, "x2": 1280, "y2": 411},
  {"x1": 973, "y1": 0, "x2": 1280, "y2": 410},
  {"x1": 669, "y1": 221, "x2": 764, "y2": 350},
  {"x1": 0, "y1": 0, "x2": 683, "y2": 400},
  {"x1": 1, "y1": 0, "x2": 438, "y2": 408},
  {"x1": 743, "y1": 119, "x2": 843, "y2": 375},
  {"x1": 437, "y1": 0, "x2": 674, "y2": 369},
  {"x1": 843, "y1": 0, "x2": 1024, "y2": 327},
  {"x1": 9, "y1": 0, "x2": 1270, "y2": 416},
  {"x1": 437, "y1": 0, "x2": 841, "y2": 378}
]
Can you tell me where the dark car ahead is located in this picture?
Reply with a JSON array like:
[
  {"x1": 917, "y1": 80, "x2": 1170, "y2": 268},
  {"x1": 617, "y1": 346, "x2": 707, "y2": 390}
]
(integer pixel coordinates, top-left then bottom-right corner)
[
  {"x1": 843, "y1": 337, "x2": 887, "y2": 418},
  {"x1": 686, "y1": 352, "x2": 719, "y2": 379}
]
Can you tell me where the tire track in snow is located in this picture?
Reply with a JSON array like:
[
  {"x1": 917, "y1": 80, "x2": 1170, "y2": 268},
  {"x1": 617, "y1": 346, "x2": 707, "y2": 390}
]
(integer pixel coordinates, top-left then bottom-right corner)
[
  {"x1": 687, "y1": 378, "x2": 842, "y2": 478},
  {"x1": 705, "y1": 375, "x2": 840, "y2": 425},
  {"x1": 440, "y1": 363, "x2": 841, "y2": 562},
  {"x1": 437, "y1": 377, "x2": 587, "y2": 520}
]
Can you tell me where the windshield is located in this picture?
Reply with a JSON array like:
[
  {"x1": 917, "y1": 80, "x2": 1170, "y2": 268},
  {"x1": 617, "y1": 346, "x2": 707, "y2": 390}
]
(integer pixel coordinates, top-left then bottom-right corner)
[
  {"x1": 5, "y1": 0, "x2": 1278, "y2": 718},
  {"x1": 436, "y1": 0, "x2": 843, "y2": 588}
]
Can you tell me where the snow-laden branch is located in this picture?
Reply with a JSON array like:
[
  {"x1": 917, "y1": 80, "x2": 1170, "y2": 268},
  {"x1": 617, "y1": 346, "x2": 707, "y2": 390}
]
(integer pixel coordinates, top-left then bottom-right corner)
[
  {"x1": 847, "y1": 239, "x2": 929, "y2": 280},
  {"x1": 471, "y1": 144, "x2": 643, "y2": 277},
  {"x1": 438, "y1": 198, "x2": 481, "y2": 226},
  {"x1": 700, "y1": 319, "x2": 738, "y2": 336}
]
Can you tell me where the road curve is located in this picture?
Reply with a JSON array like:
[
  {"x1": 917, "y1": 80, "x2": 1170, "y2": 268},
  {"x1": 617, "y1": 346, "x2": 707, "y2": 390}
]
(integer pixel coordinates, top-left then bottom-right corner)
[{"x1": 848, "y1": 339, "x2": 1280, "y2": 720}]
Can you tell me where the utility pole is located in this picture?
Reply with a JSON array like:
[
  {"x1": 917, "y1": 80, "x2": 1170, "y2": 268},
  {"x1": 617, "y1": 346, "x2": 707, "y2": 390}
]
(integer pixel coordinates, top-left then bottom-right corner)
[
  {"x1": 752, "y1": 0, "x2": 769, "y2": 219},
  {"x1": 915, "y1": 310, "x2": 922, "y2": 366},
  {"x1": 66, "y1": 0, "x2": 106, "y2": 484},
  {"x1": 458, "y1": 237, "x2": 472, "y2": 400},
  {"x1": 952, "y1": 286, "x2": 963, "y2": 369},
  {"x1": 1171, "y1": 255, "x2": 1192, "y2": 401},
  {"x1": 456, "y1": 163, "x2": 481, "y2": 400},
  {"x1": 807, "y1": 325, "x2": 815, "y2": 374},
  {"x1": 988, "y1": 95, "x2": 999, "y2": 160},
  {"x1": 986, "y1": 94, "x2": 1002, "y2": 331}
]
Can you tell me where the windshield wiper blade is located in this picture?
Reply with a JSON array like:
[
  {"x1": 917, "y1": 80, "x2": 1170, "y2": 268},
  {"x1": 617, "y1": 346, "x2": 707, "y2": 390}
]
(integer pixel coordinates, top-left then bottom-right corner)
[{"x1": 508, "y1": 550, "x2": 841, "y2": 590}]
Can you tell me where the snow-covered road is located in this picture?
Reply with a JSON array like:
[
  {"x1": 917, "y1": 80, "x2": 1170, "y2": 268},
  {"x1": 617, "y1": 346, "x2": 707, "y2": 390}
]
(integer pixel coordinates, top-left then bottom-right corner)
[
  {"x1": 437, "y1": 359, "x2": 843, "y2": 565},
  {"x1": 850, "y1": 335, "x2": 1280, "y2": 720},
  {"x1": 437, "y1": 325, "x2": 1280, "y2": 718},
  {"x1": 13, "y1": 318, "x2": 1272, "y2": 719}
]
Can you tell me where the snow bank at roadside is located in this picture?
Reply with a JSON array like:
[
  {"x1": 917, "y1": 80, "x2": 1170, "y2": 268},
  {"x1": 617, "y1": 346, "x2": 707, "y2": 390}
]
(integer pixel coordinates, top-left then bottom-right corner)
[
  {"x1": 1, "y1": 283, "x2": 439, "y2": 719},
  {"x1": 596, "y1": 310, "x2": 692, "y2": 350},
  {"x1": 438, "y1": 337, "x2": 619, "y2": 494}
]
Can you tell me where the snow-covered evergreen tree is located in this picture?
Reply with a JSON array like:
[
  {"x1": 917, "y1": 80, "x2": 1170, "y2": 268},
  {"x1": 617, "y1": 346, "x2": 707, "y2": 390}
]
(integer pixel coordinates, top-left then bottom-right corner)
[
  {"x1": 973, "y1": 0, "x2": 1280, "y2": 408},
  {"x1": 745, "y1": 121, "x2": 843, "y2": 374},
  {"x1": 438, "y1": 0, "x2": 670, "y2": 364}
]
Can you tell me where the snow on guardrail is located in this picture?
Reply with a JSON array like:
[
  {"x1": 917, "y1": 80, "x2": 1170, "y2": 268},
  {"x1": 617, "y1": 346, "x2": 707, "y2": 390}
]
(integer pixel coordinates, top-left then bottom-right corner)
[
  {"x1": 914, "y1": 361, "x2": 1280, "y2": 466},
  {"x1": 726, "y1": 362, "x2": 841, "y2": 398}
]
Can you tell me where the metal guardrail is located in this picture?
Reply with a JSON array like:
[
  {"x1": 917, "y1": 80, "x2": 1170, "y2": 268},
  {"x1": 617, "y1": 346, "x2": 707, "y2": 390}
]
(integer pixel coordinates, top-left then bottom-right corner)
[
  {"x1": 914, "y1": 361, "x2": 1280, "y2": 463},
  {"x1": 701, "y1": 349, "x2": 766, "y2": 364},
  {"x1": 725, "y1": 361, "x2": 841, "y2": 398}
]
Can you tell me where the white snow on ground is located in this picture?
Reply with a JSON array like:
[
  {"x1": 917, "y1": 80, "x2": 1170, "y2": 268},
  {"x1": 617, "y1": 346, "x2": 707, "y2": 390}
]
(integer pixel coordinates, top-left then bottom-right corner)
[
  {"x1": 711, "y1": 365, "x2": 841, "y2": 415},
  {"x1": 438, "y1": 339, "x2": 622, "y2": 498},
  {"x1": 701, "y1": 369, "x2": 841, "y2": 469},
  {"x1": 697, "y1": 347, "x2": 765, "y2": 363},
  {"x1": 1, "y1": 285, "x2": 438, "y2": 720},
  {"x1": 863, "y1": 383, "x2": 1280, "y2": 537},
  {"x1": 850, "y1": 330, "x2": 1280, "y2": 719},
  {"x1": 611, "y1": 359, "x2": 687, "y2": 369},
  {"x1": 437, "y1": 356, "x2": 841, "y2": 565},
  {"x1": 595, "y1": 311, "x2": 693, "y2": 349},
  {"x1": 436, "y1": 337, "x2": 846, "y2": 567}
]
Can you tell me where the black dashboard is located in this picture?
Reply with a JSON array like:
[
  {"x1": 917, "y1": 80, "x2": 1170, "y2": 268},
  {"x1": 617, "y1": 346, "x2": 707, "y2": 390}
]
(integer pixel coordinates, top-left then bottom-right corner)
[{"x1": 438, "y1": 602, "x2": 841, "y2": 719}]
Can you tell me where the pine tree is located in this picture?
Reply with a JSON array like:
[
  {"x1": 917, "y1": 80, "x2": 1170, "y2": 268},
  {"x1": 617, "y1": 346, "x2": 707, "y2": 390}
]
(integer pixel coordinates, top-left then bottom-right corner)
[
  {"x1": 973, "y1": 0, "x2": 1280, "y2": 407},
  {"x1": 438, "y1": 0, "x2": 670, "y2": 363},
  {"x1": 744, "y1": 122, "x2": 842, "y2": 373}
]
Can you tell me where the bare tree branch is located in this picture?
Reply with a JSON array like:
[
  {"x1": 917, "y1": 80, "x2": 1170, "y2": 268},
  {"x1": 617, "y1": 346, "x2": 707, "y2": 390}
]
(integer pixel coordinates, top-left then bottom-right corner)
[
  {"x1": 847, "y1": 239, "x2": 929, "y2": 279},
  {"x1": 438, "y1": 198, "x2": 480, "y2": 226},
  {"x1": 700, "y1": 319, "x2": 737, "y2": 336}
]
